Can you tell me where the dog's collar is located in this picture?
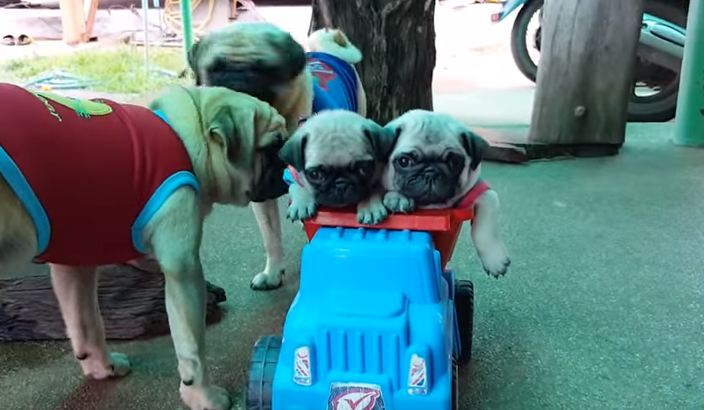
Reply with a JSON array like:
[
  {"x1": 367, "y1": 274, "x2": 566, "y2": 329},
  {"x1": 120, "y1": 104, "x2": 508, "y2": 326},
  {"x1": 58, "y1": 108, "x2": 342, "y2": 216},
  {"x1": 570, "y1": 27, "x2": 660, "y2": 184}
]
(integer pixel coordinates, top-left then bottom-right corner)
[{"x1": 455, "y1": 179, "x2": 490, "y2": 209}]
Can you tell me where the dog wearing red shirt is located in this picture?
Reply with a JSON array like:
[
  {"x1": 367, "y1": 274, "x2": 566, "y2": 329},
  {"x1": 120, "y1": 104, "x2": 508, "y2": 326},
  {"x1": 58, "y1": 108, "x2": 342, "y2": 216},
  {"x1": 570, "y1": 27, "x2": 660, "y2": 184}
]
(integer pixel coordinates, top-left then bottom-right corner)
[{"x1": 0, "y1": 83, "x2": 287, "y2": 410}]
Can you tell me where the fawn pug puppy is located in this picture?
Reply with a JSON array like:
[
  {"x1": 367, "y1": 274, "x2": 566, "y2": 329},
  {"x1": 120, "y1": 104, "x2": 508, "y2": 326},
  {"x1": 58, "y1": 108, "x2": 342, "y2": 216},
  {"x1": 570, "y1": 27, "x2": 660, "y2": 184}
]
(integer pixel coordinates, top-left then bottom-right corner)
[
  {"x1": 382, "y1": 110, "x2": 511, "y2": 277},
  {"x1": 279, "y1": 110, "x2": 394, "y2": 224}
]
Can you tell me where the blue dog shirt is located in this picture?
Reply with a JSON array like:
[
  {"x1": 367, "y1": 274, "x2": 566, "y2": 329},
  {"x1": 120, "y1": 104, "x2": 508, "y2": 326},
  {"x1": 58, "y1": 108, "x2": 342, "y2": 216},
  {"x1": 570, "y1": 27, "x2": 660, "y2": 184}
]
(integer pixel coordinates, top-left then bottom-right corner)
[{"x1": 306, "y1": 52, "x2": 359, "y2": 114}]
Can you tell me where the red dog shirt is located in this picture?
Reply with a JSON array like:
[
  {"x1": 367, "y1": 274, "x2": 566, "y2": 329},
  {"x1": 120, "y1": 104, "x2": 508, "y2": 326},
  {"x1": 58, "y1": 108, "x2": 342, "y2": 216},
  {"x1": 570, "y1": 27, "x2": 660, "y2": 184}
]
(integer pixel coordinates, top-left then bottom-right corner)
[{"x1": 0, "y1": 83, "x2": 199, "y2": 266}]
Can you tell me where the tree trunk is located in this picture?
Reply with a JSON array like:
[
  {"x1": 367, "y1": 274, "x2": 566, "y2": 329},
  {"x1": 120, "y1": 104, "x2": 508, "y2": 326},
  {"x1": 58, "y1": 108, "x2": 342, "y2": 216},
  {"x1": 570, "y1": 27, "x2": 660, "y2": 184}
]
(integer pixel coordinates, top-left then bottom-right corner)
[
  {"x1": 309, "y1": 0, "x2": 436, "y2": 124},
  {"x1": 528, "y1": 0, "x2": 645, "y2": 152}
]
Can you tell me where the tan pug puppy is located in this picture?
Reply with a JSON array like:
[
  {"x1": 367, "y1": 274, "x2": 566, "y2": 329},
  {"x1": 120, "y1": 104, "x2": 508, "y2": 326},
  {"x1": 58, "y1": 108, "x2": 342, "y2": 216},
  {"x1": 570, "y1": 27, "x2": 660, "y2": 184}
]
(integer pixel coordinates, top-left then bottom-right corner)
[
  {"x1": 188, "y1": 22, "x2": 368, "y2": 291},
  {"x1": 279, "y1": 110, "x2": 394, "y2": 224},
  {"x1": 382, "y1": 110, "x2": 511, "y2": 278},
  {"x1": 0, "y1": 83, "x2": 287, "y2": 410}
]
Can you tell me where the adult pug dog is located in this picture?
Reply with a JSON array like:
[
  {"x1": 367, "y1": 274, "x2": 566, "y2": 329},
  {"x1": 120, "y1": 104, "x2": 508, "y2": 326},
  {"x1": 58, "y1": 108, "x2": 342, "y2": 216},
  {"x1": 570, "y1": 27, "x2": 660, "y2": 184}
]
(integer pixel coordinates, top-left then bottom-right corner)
[
  {"x1": 188, "y1": 22, "x2": 367, "y2": 290},
  {"x1": 279, "y1": 110, "x2": 393, "y2": 224},
  {"x1": 0, "y1": 83, "x2": 287, "y2": 410},
  {"x1": 382, "y1": 110, "x2": 511, "y2": 278}
]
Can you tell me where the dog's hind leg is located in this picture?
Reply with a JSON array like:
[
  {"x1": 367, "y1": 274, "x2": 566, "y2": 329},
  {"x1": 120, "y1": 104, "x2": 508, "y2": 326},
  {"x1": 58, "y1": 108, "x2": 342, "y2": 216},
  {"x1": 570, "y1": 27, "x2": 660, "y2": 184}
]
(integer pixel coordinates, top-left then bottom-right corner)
[
  {"x1": 50, "y1": 264, "x2": 131, "y2": 379},
  {"x1": 250, "y1": 199, "x2": 285, "y2": 290}
]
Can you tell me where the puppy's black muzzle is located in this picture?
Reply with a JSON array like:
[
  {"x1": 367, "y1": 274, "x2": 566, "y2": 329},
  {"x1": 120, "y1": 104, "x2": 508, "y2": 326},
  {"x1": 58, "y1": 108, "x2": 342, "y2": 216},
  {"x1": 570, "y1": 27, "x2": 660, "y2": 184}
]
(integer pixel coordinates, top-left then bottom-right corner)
[
  {"x1": 394, "y1": 154, "x2": 465, "y2": 206},
  {"x1": 306, "y1": 163, "x2": 375, "y2": 207}
]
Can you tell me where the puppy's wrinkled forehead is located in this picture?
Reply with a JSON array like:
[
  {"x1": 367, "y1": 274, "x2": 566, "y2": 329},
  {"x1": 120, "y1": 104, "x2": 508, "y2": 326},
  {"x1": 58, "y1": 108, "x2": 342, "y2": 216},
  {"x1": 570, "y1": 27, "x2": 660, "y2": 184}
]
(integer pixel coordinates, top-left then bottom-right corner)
[
  {"x1": 303, "y1": 112, "x2": 374, "y2": 167},
  {"x1": 393, "y1": 110, "x2": 465, "y2": 155}
]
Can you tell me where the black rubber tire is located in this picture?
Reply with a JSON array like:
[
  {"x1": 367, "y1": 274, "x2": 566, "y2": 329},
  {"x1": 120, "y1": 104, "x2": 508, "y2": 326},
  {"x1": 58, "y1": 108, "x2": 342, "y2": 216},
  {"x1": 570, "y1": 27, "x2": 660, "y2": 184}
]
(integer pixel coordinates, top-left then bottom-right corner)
[
  {"x1": 627, "y1": 0, "x2": 687, "y2": 122},
  {"x1": 246, "y1": 335, "x2": 282, "y2": 410},
  {"x1": 509, "y1": 0, "x2": 543, "y2": 83},
  {"x1": 451, "y1": 357, "x2": 459, "y2": 410},
  {"x1": 455, "y1": 280, "x2": 474, "y2": 365}
]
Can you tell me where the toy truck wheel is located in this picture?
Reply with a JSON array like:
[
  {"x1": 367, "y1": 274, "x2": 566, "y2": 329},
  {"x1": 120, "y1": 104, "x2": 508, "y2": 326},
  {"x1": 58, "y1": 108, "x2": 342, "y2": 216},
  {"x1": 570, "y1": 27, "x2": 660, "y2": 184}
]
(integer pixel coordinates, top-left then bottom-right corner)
[
  {"x1": 455, "y1": 280, "x2": 474, "y2": 365},
  {"x1": 246, "y1": 335, "x2": 282, "y2": 410}
]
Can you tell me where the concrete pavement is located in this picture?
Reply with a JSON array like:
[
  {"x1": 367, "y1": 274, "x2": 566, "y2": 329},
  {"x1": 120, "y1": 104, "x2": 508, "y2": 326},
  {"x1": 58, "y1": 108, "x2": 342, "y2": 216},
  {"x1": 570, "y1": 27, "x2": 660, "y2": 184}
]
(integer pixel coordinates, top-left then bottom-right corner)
[{"x1": 1, "y1": 111, "x2": 702, "y2": 410}]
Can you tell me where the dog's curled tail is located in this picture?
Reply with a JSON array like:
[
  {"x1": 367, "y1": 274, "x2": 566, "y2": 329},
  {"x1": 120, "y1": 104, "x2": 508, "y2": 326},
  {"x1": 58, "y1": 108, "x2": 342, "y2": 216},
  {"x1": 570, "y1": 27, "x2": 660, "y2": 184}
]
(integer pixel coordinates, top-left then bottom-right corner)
[{"x1": 308, "y1": 28, "x2": 362, "y2": 64}]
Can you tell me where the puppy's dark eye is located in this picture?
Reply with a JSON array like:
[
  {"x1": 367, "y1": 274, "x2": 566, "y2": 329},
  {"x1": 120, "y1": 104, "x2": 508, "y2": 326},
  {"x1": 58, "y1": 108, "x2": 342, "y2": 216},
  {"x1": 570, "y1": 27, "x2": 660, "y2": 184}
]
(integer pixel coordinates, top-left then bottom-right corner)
[
  {"x1": 305, "y1": 167, "x2": 326, "y2": 182},
  {"x1": 445, "y1": 152, "x2": 465, "y2": 171},
  {"x1": 396, "y1": 154, "x2": 415, "y2": 169}
]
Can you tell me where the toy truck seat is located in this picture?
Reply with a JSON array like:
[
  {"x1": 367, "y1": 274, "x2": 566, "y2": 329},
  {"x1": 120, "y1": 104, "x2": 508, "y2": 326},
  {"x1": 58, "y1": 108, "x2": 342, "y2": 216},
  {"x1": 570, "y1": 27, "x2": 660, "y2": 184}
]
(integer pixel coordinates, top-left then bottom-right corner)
[{"x1": 302, "y1": 207, "x2": 475, "y2": 269}]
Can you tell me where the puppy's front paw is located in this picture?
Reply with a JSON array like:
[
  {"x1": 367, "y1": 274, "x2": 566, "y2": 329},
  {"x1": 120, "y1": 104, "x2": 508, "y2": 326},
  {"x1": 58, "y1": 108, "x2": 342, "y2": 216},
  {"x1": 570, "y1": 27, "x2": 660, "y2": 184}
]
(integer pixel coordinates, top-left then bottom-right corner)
[
  {"x1": 383, "y1": 191, "x2": 415, "y2": 213},
  {"x1": 478, "y1": 242, "x2": 511, "y2": 278},
  {"x1": 180, "y1": 384, "x2": 231, "y2": 410},
  {"x1": 357, "y1": 198, "x2": 389, "y2": 225},
  {"x1": 82, "y1": 352, "x2": 131, "y2": 379},
  {"x1": 286, "y1": 199, "x2": 317, "y2": 221},
  {"x1": 250, "y1": 267, "x2": 284, "y2": 291}
]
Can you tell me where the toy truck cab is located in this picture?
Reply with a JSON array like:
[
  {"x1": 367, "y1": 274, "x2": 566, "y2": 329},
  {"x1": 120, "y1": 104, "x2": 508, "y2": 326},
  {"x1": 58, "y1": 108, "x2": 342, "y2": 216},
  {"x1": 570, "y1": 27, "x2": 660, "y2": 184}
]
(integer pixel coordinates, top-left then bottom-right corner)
[{"x1": 247, "y1": 209, "x2": 475, "y2": 410}]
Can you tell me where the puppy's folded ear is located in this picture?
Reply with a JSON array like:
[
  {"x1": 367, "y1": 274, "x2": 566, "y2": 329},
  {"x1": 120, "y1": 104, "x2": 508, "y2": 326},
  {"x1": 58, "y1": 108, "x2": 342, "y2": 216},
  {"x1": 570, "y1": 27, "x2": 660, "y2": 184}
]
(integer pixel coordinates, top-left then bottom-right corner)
[
  {"x1": 278, "y1": 129, "x2": 307, "y2": 171},
  {"x1": 460, "y1": 130, "x2": 490, "y2": 170},
  {"x1": 364, "y1": 120, "x2": 398, "y2": 161}
]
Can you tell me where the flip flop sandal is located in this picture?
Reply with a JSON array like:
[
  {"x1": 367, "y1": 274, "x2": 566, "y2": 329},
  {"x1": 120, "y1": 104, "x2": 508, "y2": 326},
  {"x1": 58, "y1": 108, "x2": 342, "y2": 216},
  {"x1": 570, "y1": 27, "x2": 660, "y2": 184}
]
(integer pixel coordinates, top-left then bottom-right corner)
[
  {"x1": 16, "y1": 34, "x2": 33, "y2": 46},
  {"x1": 2, "y1": 35, "x2": 16, "y2": 46}
]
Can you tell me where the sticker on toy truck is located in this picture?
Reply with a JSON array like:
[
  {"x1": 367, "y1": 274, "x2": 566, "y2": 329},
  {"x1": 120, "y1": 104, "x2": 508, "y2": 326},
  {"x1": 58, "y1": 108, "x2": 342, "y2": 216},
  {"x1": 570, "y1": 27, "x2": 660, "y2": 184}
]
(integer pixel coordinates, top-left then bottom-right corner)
[
  {"x1": 327, "y1": 382, "x2": 386, "y2": 410},
  {"x1": 293, "y1": 346, "x2": 312, "y2": 386},
  {"x1": 407, "y1": 354, "x2": 428, "y2": 395}
]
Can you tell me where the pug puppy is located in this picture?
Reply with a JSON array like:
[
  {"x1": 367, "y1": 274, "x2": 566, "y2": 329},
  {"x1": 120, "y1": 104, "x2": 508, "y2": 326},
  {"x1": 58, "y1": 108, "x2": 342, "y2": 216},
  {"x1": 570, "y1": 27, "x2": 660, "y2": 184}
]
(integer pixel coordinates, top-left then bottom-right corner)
[
  {"x1": 382, "y1": 110, "x2": 511, "y2": 277},
  {"x1": 188, "y1": 22, "x2": 368, "y2": 290},
  {"x1": 279, "y1": 110, "x2": 394, "y2": 224},
  {"x1": 0, "y1": 83, "x2": 287, "y2": 410}
]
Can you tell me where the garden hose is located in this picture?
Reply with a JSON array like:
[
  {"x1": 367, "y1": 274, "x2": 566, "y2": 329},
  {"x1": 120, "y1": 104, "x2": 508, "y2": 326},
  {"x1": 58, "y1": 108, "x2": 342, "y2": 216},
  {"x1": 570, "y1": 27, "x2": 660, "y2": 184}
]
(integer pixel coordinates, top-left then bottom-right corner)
[{"x1": 162, "y1": 0, "x2": 216, "y2": 39}]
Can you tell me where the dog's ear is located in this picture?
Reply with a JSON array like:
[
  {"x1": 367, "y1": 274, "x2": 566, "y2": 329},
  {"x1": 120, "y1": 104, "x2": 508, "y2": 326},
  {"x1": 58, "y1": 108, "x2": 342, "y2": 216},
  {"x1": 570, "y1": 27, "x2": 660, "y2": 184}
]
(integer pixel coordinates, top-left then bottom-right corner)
[
  {"x1": 332, "y1": 29, "x2": 349, "y2": 47},
  {"x1": 187, "y1": 41, "x2": 203, "y2": 85},
  {"x1": 363, "y1": 120, "x2": 398, "y2": 161},
  {"x1": 208, "y1": 106, "x2": 240, "y2": 163},
  {"x1": 279, "y1": 129, "x2": 307, "y2": 171},
  {"x1": 460, "y1": 130, "x2": 489, "y2": 170}
]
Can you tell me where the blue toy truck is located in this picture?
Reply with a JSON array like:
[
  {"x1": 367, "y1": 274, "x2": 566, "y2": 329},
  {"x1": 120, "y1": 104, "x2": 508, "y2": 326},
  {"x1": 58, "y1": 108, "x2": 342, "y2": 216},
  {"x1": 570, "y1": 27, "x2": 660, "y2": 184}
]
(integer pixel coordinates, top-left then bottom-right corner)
[{"x1": 246, "y1": 208, "x2": 475, "y2": 410}]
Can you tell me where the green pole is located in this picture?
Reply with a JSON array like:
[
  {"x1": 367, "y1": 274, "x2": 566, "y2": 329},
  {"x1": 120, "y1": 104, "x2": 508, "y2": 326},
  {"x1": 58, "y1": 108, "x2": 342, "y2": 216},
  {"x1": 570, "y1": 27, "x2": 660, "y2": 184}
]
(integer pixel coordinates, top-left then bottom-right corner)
[
  {"x1": 180, "y1": 0, "x2": 194, "y2": 64},
  {"x1": 674, "y1": 0, "x2": 704, "y2": 146}
]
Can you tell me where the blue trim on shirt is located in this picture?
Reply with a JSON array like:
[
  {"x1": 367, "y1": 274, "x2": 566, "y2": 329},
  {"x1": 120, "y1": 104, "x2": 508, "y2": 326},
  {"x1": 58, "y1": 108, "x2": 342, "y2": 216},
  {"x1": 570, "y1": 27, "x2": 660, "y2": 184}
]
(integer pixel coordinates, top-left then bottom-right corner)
[
  {"x1": 153, "y1": 109, "x2": 169, "y2": 124},
  {"x1": 0, "y1": 146, "x2": 51, "y2": 254},
  {"x1": 283, "y1": 168, "x2": 296, "y2": 186},
  {"x1": 131, "y1": 170, "x2": 200, "y2": 253}
]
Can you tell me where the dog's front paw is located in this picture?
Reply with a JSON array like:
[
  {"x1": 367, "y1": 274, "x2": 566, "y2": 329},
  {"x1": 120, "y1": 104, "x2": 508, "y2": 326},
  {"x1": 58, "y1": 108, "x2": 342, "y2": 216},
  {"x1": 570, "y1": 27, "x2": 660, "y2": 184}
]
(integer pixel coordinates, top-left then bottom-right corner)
[
  {"x1": 357, "y1": 198, "x2": 389, "y2": 225},
  {"x1": 82, "y1": 352, "x2": 131, "y2": 379},
  {"x1": 478, "y1": 242, "x2": 511, "y2": 278},
  {"x1": 286, "y1": 199, "x2": 317, "y2": 221},
  {"x1": 180, "y1": 384, "x2": 231, "y2": 410},
  {"x1": 251, "y1": 267, "x2": 285, "y2": 291},
  {"x1": 383, "y1": 191, "x2": 415, "y2": 213}
]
